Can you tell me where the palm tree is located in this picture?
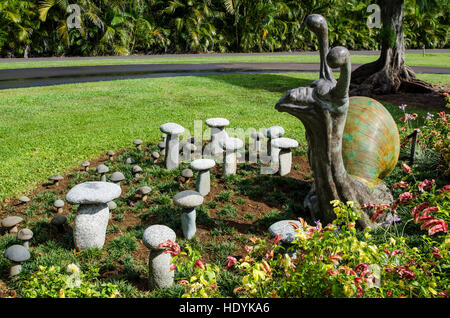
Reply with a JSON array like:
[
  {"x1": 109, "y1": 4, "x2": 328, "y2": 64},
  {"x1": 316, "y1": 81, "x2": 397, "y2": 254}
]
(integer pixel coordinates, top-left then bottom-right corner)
[{"x1": 350, "y1": 0, "x2": 448, "y2": 95}]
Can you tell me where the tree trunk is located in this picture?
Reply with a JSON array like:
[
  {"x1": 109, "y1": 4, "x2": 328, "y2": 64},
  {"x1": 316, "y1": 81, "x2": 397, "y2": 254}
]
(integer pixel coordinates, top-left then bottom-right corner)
[{"x1": 350, "y1": 0, "x2": 436, "y2": 95}]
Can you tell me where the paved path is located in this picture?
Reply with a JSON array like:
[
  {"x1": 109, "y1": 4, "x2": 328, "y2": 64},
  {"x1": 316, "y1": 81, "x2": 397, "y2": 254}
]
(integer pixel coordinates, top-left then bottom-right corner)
[{"x1": 1, "y1": 62, "x2": 449, "y2": 90}]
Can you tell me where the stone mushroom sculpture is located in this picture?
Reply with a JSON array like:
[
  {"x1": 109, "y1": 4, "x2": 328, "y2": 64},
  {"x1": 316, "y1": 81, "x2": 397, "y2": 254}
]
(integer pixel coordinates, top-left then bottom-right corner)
[
  {"x1": 53, "y1": 199, "x2": 65, "y2": 213},
  {"x1": 96, "y1": 164, "x2": 109, "y2": 182},
  {"x1": 264, "y1": 126, "x2": 285, "y2": 157},
  {"x1": 48, "y1": 174, "x2": 63, "y2": 186},
  {"x1": 125, "y1": 157, "x2": 136, "y2": 165},
  {"x1": 160, "y1": 123, "x2": 185, "y2": 170},
  {"x1": 142, "y1": 224, "x2": 177, "y2": 289},
  {"x1": 181, "y1": 143, "x2": 197, "y2": 162},
  {"x1": 204, "y1": 117, "x2": 230, "y2": 158},
  {"x1": 251, "y1": 131, "x2": 265, "y2": 153},
  {"x1": 190, "y1": 159, "x2": 216, "y2": 196},
  {"x1": 66, "y1": 181, "x2": 121, "y2": 251},
  {"x1": 109, "y1": 172, "x2": 125, "y2": 185},
  {"x1": 82, "y1": 161, "x2": 91, "y2": 171},
  {"x1": 17, "y1": 228, "x2": 33, "y2": 249},
  {"x1": 134, "y1": 139, "x2": 143, "y2": 149},
  {"x1": 3, "y1": 244, "x2": 30, "y2": 277},
  {"x1": 271, "y1": 138, "x2": 299, "y2": 176},
  {"x1": 132, "y1": 165, "x2": 143, "y2": 178},
  {"x1": 157, "y1": 141, "x2": 166, "y2": 156},
  {"x1": 1, "y1": 216, "x2": 23, "y2": 234},
  {"x1": 174, "y1": 190, "x2": 204, "y2": 240},
  {"x1": 18, "y1": 196, "x2": 30, "y2": 205},
  {"x1": 136, "y1": 186, "x2": 152, "y2": 202},
  {"x1": 51, "y1": 214, "x2": 67, "y2": 232},
  {"x1": 220, "y1": 138, "x2": 244, "y2": 176},
  {"x1": 107, "y1": 150, "x2": 115, "y2": 161}
]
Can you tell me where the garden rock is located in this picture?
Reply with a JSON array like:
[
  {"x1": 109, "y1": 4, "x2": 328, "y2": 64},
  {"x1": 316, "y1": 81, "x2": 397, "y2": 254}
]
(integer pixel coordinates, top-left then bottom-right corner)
[
  {"x1": 82, "y1": 161, "x2": 90, "y2": 171},
  {"x1": 142, "y1": 225, "x2": 177, "y2": 289},
  {"x1": 66, "y1": 182, "x2": 121, "y2": 204},
  {"x1": 181, "y1": 168, "x2": 193, "y2": 178},
  {"x1": 190, "y1": 159, "x2": 215, "y2": 196},
  {"x1": 268, "y1": 220, "x2": 302, "y2": 244}
]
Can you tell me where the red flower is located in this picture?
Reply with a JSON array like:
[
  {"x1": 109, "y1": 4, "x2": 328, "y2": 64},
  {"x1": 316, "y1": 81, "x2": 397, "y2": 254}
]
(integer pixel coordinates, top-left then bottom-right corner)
[
  {"x1": 438, "y1": 291, "x2": 449, "y2": 298},
  {"x1": 211, "y1": 283, "x2": 218, "y2": 289},
  {"x1": 392, "y1": 181, "x2": 409, "y2": 189},
  {"x1": 225, "y1": 256, "x2": 237, "y2": 269},
  {"x1": 169, "y1": 264, "x2": 177, "y2": 272},
  {"x1": 157, "y1": 240, "x2": 181, "y2": 257},
  {"x1": 178, "y1": 280, "x2": 189, "y2": 285},
  {"x1": 266, "y1": 250, "x2": 274, "y2": 259},
  {"x1": 329, "y1": 254, "x2": 342, "y2": 265},
  {"x1": 401, "y1": 162, "x2": 412, "y2": 174},
  {"x1": 418, "y1": 179, "x2": 435, "y2": 192},
  {"x1": 440, "y1": 185, "x2": 450, "y2": 194},
  {"x1": 394, "y1": 266, "x2": 416, "y2": 279},
  {"x1": 432, "y1": 248, "x2": 443, "y2": 258},
  {"x1": 427, "y1": 220, "x2": 448, "y2": 235},
  {"x1": 195, "y1": 259, "x2": 205, "y2": 270},
  {"x1": 411, "y1": 202, "x2": 429, "y2": 221},
  {"x1": 244, "y1": 245, "x2": 254, "y2": 254},
  {"x1": 273, "y1": 234, "x2": 283, "y2": 245},
  {"x1": 387, "y1": 290, "x2": 393, "y2": 297},
  {"x1": 322, "y1": 289, "x2": 332, "y2": 296},
  {"x1": 398, "y1": 192, "x2": 412, "y2": 204},
  {"x1": 328, "y1": 269, "x2": 339, "y2": 276}
]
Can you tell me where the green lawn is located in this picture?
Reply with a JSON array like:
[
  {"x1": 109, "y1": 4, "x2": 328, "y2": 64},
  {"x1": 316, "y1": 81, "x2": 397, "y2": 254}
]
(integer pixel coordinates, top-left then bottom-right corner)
[
  {"x1": 0, "y1": 72, "x2": 448, "y2": 199},
  {"x1": 0, "y1": 53, "x2": 448, "y2": 69}
]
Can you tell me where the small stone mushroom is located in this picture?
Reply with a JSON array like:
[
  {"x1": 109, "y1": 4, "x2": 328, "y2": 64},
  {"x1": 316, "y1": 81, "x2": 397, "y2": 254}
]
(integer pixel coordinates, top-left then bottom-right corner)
[
  {"x1": 173, "y1": 190, "x2": 203, "y2": 240},
  {"x1": 180, "y1": 168, "x2": 194, "y2": 183},
  {"x1": 268, "y1": 220, "x2": 302, "y2": 244},
  {"x1": 160, "y1": 123, "x2": 185, "y2": 170},
  {"x1": 53, "y1": 199, "x2": 65, "y2": 213},
  {"x1": 1, "y1": 216, "x2": 23, "y2": 234},
  {"x1": 109, "y1": 171, "x2": 125, "y2": 185},
  {"x1": 17, "y1": 228, "x2": 33, "y2": 249},
  {"x1": 3, "y1": 244, "x2": 30, "y2": 277},
  {"x1": 142, "y1": 224, "x2": 177, "y2": 289},
  {"x1": 133, "y1": 139, "x2": 143, "y2": 149},
  {"x1": 125, "y1": 157, "x2": 136, "y2": 165},
  {"x1": 220, "y1": 138, "x2": 244, "y2": 176},
  {"x1": 96, "y1": 164, "x2": 109, "y2": 182},
  {"x1": 190, "y1": 159, "x2": 216, "y2": 196},
  {"x1": 107, "y1": 150, "x2": 115, "y2": 161},
  {"x1": 205, "y1": 118, "x2": 230, "y2": 157},
  {"x1": 132, "y1": 165, "x2": 143, "y2": 178},
  {"x1": 136, "y1": 186, "x2": 152, "y2": 202},
  {"x1": 48, "y1": 174, "x2": 63, "y2": 186},
  {"x1": 66, "y1": 181, "x2": 122, "y2": 251},
  {"x1": 18, "y1": 196, "x2": 30, "y2": 205},
  {"x1": 264, "y1": 126, "x2": 285, "y2": 157},
  {"x1": 51, "y1": 214, "x2": 67, "y2": 232},
  {"x1": 271, "y1": 138, "x2": 299, "y2": 176},
  {"x1": 151, "y1": 151, "x2": 160, "y2": 161},
  {"x1": 107, "y1": 201, "x2": 117, "y2": 211},
  {"x1": 181, "y1": 143, "x2": 197, "y2": 162},
  {"x1": 82, "y1": 161, "x2": 91, "y2": 172},
  {"x1": 250, "y1": 131, "x2": 265, "y2": 163}
]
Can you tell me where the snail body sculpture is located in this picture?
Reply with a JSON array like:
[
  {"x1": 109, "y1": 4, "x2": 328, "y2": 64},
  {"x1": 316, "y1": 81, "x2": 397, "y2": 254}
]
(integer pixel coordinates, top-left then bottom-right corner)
[{"x1": 275, "y1": 14, "x2": 400, "y2": 228}]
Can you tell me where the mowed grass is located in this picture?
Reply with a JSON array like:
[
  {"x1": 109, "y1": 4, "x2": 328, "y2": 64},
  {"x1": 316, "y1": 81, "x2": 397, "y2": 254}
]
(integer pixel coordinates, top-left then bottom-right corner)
[
  {"x1": 0, "y1": 53, "x2": 448, "y2": 69},
  {"x1": 0, "y1": 72, "x2": 448, "y2": 199}
]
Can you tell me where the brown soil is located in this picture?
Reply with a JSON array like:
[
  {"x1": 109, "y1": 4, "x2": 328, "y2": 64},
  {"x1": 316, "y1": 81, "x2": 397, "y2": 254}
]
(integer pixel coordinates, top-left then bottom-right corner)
[{"x1": 371, "y1": 91, "x2": 449, "y2": 110}]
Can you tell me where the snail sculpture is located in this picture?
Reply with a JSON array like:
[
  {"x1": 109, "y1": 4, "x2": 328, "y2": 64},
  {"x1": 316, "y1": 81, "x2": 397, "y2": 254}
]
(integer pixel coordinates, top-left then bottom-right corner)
[{"x1": 275, "y1": 14, "x2": 400, "y2": 228}]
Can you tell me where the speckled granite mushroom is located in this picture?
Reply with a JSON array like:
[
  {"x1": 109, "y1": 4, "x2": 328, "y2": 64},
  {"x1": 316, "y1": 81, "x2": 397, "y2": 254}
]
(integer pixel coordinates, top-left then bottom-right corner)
[
  {"x1": 160, "y1": 123, "x2": 185, "y2": 170},
  {"x1": 133, "y1": 139, "x2": 143, "y2": 149},
  {"x1": 136, "y1": 186, "x2": 152, "y2": 202},
  {"x1": 96, "y1": 164, "x2": 109, "y2": 182},
  {"x1": 181, "y1": 142, "x2": 197, "y2": 162},
  {"x1": 142, "y1": 225, "x2": 177, "y2": 289},
  {"x1": 53, "y1": 199, "x2": 65, "y2": 213},
  {"x1": 1, "y1": 216, "x2": 23, "y2": 234},
  {"x1": 48, "y1": 174, "x2": 63, "y2": 186},
  {"x1": 204, "y1": 118, "x2": 230, "y2": 158},
  {"x1": 132, "y1": 165, "x2": 143, "y2": 178},
  {"x1": 18, "y1": 196, "x2": 30, "y2": 205},
  {"x1": 220, "y1": 138, "x2": 244, "y2": 176},
  {"x1": 271, "y1": 138, "x2": 299, "y2": 176},
  {"x1": 82, "y1": 161, "x2": 90, "y2": 171},
  {"x1": 174, "y1": 190, "x2": 203, "y2": 239},
  {"x1": 190, "y1": 159, "x2": 215, "y2": 196},
  {"x1": 107, "y1": 150, "x2": 115, "y2": 161},
  {"x1": 17, "y1": 228, "x2": 33, "y2": 249},
  {"x1": 4, "y1": 244, "x2": 30, "y2": 276},
  {"x1": 66, "y1": 181, "x2": 121, "y2": 251},
  {"x1": 109, "y1": 172, "x2": 125, "y2": 185}
]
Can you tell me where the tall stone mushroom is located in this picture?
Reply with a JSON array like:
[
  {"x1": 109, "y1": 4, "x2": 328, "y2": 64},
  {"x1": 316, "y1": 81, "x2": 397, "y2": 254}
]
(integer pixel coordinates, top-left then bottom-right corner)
[
  {"x1": 204, "y1": 118, "x2": 230, "y2": 159},
  {"x1": 142, "y1": 225, "x2": 177, "y2": 289},
  {"x1": 160, "y1": 123, "x2": 185, "y2": 170},
  {"x1": 3, "y1": 244, "x2": 30, "y2": 276},
  {"x1": 174, "y1": 190, "x2": 203, "y2": 240},
  {"x1": 220, "y1": 138, "x2": 244, "y2": 176},
  {"x1": 66, "y1": 182, "x2": 121, "y2": 251},
  {"x1": 190, "y1": 159, "x2": 216, "y2": 196},
  {"x1": 96, "y1": 164, "x2": 109, "y2": 182},
  {"x1": 271, "y1": 138, "x2": 299, "y2": 176},
  {"x1": 264, "y1": 126, "x2": 285, "y2": 159}
]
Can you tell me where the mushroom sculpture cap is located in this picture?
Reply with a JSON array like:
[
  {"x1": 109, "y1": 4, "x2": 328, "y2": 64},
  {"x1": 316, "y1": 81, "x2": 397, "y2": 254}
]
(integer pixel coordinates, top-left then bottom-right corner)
[
  {"x1": 96, "y1": 164, "x2": 109, "y2": 174},
  {"x1": 136, "y1": 186, "x2": 152, "y2": 195},
  {"x1": 49, "y1": 175, "x2": 63, "y2": 181},
  {"x1": 157, "y1": 141, "x2": 166, "y2": 149},
  {"x1": 4, "y1": 244, "x2": 30, "y2": 262},
  {"x1": 142, "y1": 224, "x2": 176, "y2": 250},
  {"x1": 173, "y1": 190, "x2": 204, "y2": 208},
  {"x1": 205, "y1": 117, "x2": 230, "y2": 128},
  {"x1": 264, "y1": 126, "x2": 285, "y2": 139},
  {"x1": 53, "y1": 199, "x2": 65, "y2": 208},
  {"x1": 109, "y1": 172, "x2": 125, "y2": 183},
  {"x1": 17, "y1": 228, "x2": 33, "y2": 241},
  {"x1": 190, "y1": 159, "x2": 216, "y2": 171},
  {"x1": 82, "y1": 161, "x2": 90, "y2": 167},
  {"x1": 133, "y1": 139, "x2": 143, "y2": 146},
  {"x1": 160, "y1": 123, "x2": 185, "y2": 135},
  {"x1": 251, "y1": 131, "x2": 265, "y2": 140},
  {"x1": 107, "y1": 150, "x2": 115, "y2": 156},
  {"x1": 66, "y1": 181, "x2": 122, "y2": 204},
  {"x1": 1, "y1": 216, "x2": 23, "y2": 228},
  {"x1": 18, "y1": 196, "x2": 30, "y2": 203},
  {"x1": 51, "y1": 215, "x2": 67, "y2": 226},
  {"x1": 220, "y1": 138, "x2": 244, "y2": 151},
  {"x1": 132, "y1": 165, "x2": 143, "y2": 174},
  {"x1": 271, "y1": 137, "x2": 299, "y2": 149},
  {"x1": 181, "y1": 169, "x2": 194, "y2": 178}
]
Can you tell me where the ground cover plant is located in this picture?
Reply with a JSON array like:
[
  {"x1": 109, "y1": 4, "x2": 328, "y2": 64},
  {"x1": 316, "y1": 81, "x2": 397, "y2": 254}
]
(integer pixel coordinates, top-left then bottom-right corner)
[{"x1": 0, "y1": 80, "x2": 448, "y2": 297}]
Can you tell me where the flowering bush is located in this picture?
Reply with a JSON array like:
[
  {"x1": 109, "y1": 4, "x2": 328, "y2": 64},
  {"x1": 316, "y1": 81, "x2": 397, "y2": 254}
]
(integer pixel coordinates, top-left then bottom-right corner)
[{"x1": 15, "y1": 264, "x2": 120, "y2": 298}]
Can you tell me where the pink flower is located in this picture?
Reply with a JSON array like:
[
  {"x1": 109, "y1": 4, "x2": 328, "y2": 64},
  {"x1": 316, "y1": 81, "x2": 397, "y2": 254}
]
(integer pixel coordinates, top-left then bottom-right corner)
[
  {"x1": 418, "y1": 179, "x2": 435, "y2": 192},
  {"x1": 401, "y1": 162, "x2": 412, "y2": 174},
  {"x1": 392, "y1": 181, "x2": 409, "y2": 189},
  {"x1": 195, "y1": 259, "x2": 205, "y2": 270},
  {"x1": 273, "y1": 234, "x2": 283, "y2": 244},
  {"x1": 244, "y1": 245, "x2": 254, "y2": 254},
  {"x1": 225, "y1": 256, "x2": 237, "y2": 269},
  {"x1": 169, "y1": 264, "x2": 177, "y2": 272},
  {"x1": 157, "y1": 240, "x2": 181, "y2": 257},
  {"x1": 398, "y1": 192, "x2": 412, "y2": 204},
  {"x1": 178, "y1": 280, "x2": 189, "y2": 285},
  {"x1": 440, "y1": 185, "x2": 450, "y2": 193}
]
